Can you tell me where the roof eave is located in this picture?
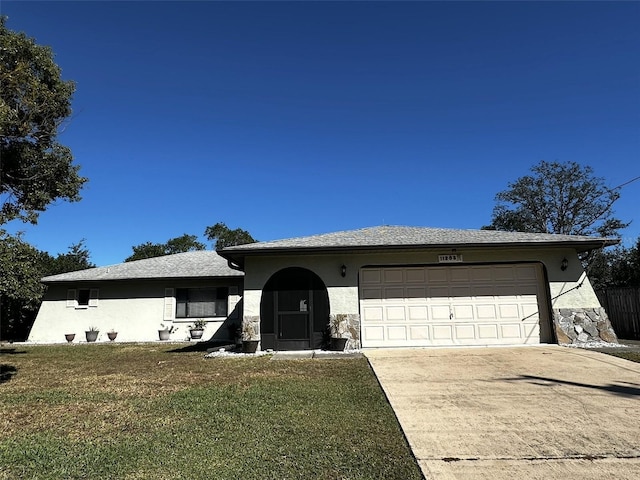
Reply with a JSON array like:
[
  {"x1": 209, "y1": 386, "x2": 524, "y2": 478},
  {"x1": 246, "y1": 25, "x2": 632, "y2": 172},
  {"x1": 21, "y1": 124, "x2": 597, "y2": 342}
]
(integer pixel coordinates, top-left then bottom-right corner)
[
  {"x1": 218, "y1": 238, "x2": 619, "y2": 264},
  {"x1": 41, "y1": 272, "x2": 244, "y2": 284}
]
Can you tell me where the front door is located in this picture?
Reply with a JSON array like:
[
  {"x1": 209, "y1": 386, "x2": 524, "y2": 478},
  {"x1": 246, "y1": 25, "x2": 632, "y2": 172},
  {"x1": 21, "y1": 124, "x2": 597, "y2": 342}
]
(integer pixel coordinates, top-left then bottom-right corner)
[
  {"x1": 275, "y1": 288, "x2": 313, "y2": 350},
  {"x1": 260, "y1": 267, "x2": 329, "y2": 351}
]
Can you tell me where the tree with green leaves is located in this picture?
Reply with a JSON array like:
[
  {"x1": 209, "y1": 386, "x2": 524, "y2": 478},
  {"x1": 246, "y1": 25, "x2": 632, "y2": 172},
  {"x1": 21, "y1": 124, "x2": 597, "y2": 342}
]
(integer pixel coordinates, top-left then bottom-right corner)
[
  {"x1": 588, "y1": 238, "x2": 640, "y2": 289},
  {"x1": 205, "y1": 222, "x2": 256, "y2": 249},
  {"x1": 0, "y1": 17, "x2": 89, "y2": 341},
  {"x1": 42, "y1": 239, "x2": 95, "y2": 276},
  {"x1": 484, "y1": 161, "x2": 629, "y2": 238},
  {"x1": 0, "y1": 234, "x2": 93, "y2": 341},
  {"x1": 1, "y1": 16, "x2": 86, "y2": 225},
  {"x1": 125, "y1": 234, "x2": 206, "y2": 262},
  {"x1": 0, "y1": 231, "x2": 46, "y2": 309}
]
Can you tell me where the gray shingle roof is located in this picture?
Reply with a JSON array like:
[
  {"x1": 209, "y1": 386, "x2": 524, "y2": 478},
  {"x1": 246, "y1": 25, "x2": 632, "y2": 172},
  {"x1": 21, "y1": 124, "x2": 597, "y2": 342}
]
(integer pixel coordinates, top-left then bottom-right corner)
[
  {"x1": 220, "y1": 225, "x2": 617, "y2": 257},
  {"x1": 42, "y1": 250, "x2": 243, "y2": 283}
]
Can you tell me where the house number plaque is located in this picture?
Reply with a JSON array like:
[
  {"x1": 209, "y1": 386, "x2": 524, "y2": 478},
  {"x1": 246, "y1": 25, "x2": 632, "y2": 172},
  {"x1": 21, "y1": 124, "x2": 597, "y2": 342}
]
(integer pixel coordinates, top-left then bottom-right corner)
[{"x1": 438, "y1": 254, "x2": 463, "y2": 263}]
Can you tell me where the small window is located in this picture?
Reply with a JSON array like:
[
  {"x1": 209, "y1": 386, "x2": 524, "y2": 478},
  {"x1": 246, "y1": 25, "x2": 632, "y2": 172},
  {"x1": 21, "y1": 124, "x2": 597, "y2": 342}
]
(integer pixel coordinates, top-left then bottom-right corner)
[
  {"x1": 176, "y1": 287, "x2": 228, "y2": 318},
  {"x1": 78, "y1": 289, "x2": 91, "y2": 306},
  {"x1": 67, "y1": 288, "x2": 99, "y2": 308}
]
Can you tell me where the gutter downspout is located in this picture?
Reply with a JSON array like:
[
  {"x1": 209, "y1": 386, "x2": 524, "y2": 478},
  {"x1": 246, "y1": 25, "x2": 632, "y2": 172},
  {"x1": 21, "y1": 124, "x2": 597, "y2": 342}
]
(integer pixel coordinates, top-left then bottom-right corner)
[{"x1": 226, "y1": 259, "x2": 244, "y2": 272}]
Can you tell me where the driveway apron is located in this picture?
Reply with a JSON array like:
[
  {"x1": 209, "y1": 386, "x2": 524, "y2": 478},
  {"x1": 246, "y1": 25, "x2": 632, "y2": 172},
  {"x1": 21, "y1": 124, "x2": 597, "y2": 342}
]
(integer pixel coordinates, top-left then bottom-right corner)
[{"x1": 366, "y1": 346, "x2": 640, "y2": 480}]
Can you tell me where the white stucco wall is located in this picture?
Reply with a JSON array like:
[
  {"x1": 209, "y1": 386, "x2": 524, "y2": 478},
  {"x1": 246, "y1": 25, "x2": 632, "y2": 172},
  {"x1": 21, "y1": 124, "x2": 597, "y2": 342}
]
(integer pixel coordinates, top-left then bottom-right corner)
[
  {"x1": 28, "y1": 278, "x2": 243, "y2": 344},
  {"x1": 241, "y1": 246, "x2": 602, "y2": 322},
  {"x1": 545, "y1": 248, "x2": 601, "y2": 309}
]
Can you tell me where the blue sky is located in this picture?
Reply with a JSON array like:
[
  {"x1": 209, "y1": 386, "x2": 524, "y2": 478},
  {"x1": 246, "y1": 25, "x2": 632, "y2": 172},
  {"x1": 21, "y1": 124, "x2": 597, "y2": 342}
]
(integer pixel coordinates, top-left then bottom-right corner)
[{"x1": 2, "y1": 1, "x2": 639, "y2": 267}]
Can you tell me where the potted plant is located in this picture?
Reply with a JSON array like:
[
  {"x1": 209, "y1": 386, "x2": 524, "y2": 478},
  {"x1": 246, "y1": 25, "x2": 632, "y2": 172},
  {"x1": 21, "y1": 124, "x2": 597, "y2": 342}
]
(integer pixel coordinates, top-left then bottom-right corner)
[
  {"x1": 64, "y1": 333, "x2": 75, "y2": 343},
  {"x1": 241, "y1": 321, "x2": 259, "y2": 353},
  {"x1": 329, "y1": 314, "x2": 348, "y2": 351},
  {"x1": 189, "y1": 319, "x2": 206, "y2": 340},
  {"x1": 85, "y1": 326, "x2": 99, "y2": 343},
  {"x1": 107, "y1": 329, "x2": 118, "y2": 341},
  {"x1": 158, "y1": 324, "x2": 176, "y2": 341}
]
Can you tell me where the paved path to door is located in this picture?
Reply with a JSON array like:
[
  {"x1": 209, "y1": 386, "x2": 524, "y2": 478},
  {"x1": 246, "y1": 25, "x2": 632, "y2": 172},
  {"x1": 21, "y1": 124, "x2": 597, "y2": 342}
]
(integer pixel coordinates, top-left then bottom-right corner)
[{"x1": 366, "y1": 346, "x2": 640, "y2": 480}]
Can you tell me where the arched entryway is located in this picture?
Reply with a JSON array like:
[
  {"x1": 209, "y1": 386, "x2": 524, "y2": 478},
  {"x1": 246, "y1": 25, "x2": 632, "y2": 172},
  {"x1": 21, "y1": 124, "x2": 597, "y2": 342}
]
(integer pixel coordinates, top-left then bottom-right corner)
[{"x1": 260, "y1": 267, "x2": 329, "y2": 350}]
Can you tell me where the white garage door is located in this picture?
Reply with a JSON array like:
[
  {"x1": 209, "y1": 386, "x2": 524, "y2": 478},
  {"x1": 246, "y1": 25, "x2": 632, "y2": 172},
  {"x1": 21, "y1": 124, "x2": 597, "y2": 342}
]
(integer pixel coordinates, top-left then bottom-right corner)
[{"x1": 359, "y1": 264, "x2": 549, "y2": 347}]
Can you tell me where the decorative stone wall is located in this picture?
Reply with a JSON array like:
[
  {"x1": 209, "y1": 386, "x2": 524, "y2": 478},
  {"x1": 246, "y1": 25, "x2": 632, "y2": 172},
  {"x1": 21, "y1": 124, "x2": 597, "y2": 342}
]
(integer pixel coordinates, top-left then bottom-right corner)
[
  {"x1": 552, "y1": 308, "x2": 618, "y2": 345},
  {"x1": 329, "y1": 313, "x2": 361, "y2": 350},
  {"x1": 242, "y1": 315, "x2": 260, "y2": 341}
]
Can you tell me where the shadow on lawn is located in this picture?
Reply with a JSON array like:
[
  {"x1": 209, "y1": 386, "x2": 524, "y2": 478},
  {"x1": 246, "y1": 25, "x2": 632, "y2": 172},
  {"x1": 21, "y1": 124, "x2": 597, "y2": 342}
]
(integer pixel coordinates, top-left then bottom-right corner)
[
  {"x1": 167, "y1": 340, "x2": 238, "y2": 354},
  {"x1": 0, "y1": 348, "x2": 27, "y2": 355},
  {"x1": 0, "y1": 364, "x2": 17, "y2": 384},
  {"x1": 507, "y1": 374, "x2": 640, "y2": 398}
]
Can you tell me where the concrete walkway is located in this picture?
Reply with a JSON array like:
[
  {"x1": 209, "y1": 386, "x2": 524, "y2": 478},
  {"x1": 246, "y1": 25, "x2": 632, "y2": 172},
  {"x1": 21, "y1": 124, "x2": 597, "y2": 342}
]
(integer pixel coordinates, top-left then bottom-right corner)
[
  {"x1": 270, "y1": 350, "x2": 363, "y2": 360},
  {"x1": 366, "y1": 346, "x2": 640, "y2": 480}
]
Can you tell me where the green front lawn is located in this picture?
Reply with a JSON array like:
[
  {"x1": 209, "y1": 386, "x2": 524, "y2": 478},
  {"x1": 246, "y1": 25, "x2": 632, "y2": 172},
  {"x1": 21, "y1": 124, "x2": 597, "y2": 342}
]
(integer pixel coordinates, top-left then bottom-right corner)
[{"x1": 0, "y1": 344, "x2": 422, "y2": 480}]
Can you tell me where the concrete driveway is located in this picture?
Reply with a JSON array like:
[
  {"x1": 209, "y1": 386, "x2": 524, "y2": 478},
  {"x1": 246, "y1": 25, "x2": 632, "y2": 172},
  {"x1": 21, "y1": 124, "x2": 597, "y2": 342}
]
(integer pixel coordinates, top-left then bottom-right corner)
[{"x1": 366, "y1": 346, "x2": 640, "y2": 480}]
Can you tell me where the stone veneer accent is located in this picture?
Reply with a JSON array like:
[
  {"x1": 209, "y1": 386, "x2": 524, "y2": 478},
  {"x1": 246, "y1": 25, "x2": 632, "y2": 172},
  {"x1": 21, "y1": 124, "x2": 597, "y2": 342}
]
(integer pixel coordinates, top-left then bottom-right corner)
[
  {"x1": 330, "y1": 313, "x2": 361, "y2": 350},
  {"x1": 242, "y1": 315, "x2": 261, "y2": 341},
  {"x1": 552, "y1": 308, "x2": 618, "y2": 345}
]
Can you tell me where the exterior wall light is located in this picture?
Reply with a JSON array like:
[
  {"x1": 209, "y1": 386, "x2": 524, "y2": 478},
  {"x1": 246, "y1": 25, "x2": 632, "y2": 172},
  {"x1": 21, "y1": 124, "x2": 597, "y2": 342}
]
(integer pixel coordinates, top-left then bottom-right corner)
[
  {"x1": 341, "y1": 264, "x2": 347, "y2": 277},
  {"x1": 561, "y1": 258, "x2": 568, "y2": 271}
]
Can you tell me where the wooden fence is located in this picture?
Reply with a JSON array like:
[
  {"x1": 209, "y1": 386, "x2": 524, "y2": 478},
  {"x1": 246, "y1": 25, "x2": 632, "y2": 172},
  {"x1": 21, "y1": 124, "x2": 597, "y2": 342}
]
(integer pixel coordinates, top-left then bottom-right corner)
[{"x1": 596, "y1": 287, "x2": 640, "y2": 340}]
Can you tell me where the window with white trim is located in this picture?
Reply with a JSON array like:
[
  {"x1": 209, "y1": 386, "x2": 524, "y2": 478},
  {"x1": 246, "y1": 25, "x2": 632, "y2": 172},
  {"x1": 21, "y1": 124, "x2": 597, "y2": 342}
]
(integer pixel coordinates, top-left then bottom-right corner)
[
  {"x1": 67, "y1": 288, "x2": 99, "y2": 308},
  {"x1": 176, "y1": 287, "x2": 228, "y2": 318}
]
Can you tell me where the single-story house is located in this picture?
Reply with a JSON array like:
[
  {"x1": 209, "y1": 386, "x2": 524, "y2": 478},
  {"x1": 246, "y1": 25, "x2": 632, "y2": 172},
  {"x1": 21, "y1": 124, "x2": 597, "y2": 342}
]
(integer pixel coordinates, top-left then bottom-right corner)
[{"x1": 29, "y1": 226, "x2": 619, "y2": 348}]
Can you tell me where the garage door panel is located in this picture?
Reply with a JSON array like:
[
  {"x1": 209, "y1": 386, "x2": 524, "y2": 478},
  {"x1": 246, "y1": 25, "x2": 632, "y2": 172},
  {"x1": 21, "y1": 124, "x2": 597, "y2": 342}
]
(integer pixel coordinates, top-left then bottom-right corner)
[
  {"x1": 386, "y1": 306, "x2": 406, "y2": 322},
  {"x1": 523, "y1": 323, "x2": 540, "y2": 337},
  {"x1": 360, "y1": 264, "x2": 547, "y2": 348},
  {"x1": 517, "y1": 285, "x2": 538, "y2": 295},
  {"x1": 450, "y1": 286, "x2": 472, "y2": 297},
  {"x1": 500, "y1": 324, "x2": 522, "y2": 338},
  {"x1": 471, "y1": 267, "x2": 493, "y2": 282},
  {"x1": 452, "y1": 304, "x2": 474, "y2": 320},
  {"x1": 406, "y1": 268, "x2": 426, "y2": 283},
  {"x1": 363, "y1": 325, "x2": 384, "y2": 342},
  {"x1": 384, "y1": 287, "x2": 404, "y2": 298},
  {"x1": 492, "y1": 284, "x2": 520, "y2": 296},
  {"x1": 494, "y1": 267, "x2": 517, "y2": 281},
  {"x1": 409, "y1": 325, "x2": 430, "y2": 340},
  {"x1": 428, "y1": 286, "x2": 450, "y2": 297},
  {"x1": 427, "y1": 268, "x2": 448, "y2": 283},
  {"x1": 406, "y1": 286, "x2": 427, "y2": 298},
  {"x1": 476, "y1": 304, "x2": 498, "y2": 319},
  {"x1": 521, "y1": 303, "x2": 539, "y2": 319},
  {"x1": 450, "y1": 268, "x2": 471, "y2": 282},
  {"x1": 361, "y1": 287, "x2": 382, "y2": 300},
  {"x1": 383, "y1": 269, "x2": 403, "y2": 283},
  {"x1": 478, "y1": 324, "x2": 499, "y2": 339},
  {"x1": 516, "y1": 265, "x2": 538, "y2": 281},
  {"x1": 362, "y1": 306, "x2": 383, "y2": 321},
  {"x1": 498, "y1": 304, "x2": 520, "y2": 319},
  {"x1": 455, "y1": 324, "x2": 476, "y2": 339},
  {"x1": 361, "y1": 269, "x2": 382, "y2": 284},
  {"x1": 408, "y1": 306, "x2": 428, "y2": 321},
  {"x1": 431, "y1": 305, "x2": 451, "y2": 320},
  {"x1": 472, "y1": 285, "x2": 496, "y2": 296},
  {"x1": 387, "y1": 326, "x2": 408, "y2": 341},
  {"x1": 432, "y1": 325, "x2": 454, "y2": 340}
]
